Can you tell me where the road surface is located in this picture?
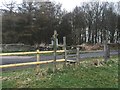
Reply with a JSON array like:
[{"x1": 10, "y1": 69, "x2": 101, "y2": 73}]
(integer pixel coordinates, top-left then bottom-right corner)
[{"x1": 1, "y1": 50, "x2": 119, "y2": 65}]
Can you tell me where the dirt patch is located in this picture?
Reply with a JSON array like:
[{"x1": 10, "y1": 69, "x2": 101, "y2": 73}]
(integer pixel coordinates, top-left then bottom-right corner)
[{"x1": 81, "y1": 43, "x2": 103, "y2": 51}]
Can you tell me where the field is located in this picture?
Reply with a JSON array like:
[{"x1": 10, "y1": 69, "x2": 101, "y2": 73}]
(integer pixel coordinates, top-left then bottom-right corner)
[{"x1": 1, "y1": 56, "x2": 118, "y2": 88}]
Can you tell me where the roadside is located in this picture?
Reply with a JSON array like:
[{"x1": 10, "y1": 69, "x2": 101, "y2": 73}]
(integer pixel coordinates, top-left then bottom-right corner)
[{"x1": 1, "y1": 55, "x2": 118, "y2": 88}]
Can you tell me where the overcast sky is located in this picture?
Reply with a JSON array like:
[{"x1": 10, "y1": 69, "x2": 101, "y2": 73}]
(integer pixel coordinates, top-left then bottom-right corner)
[{"x1": 0, "y1": 0, "x2": 119, "y2": 11}]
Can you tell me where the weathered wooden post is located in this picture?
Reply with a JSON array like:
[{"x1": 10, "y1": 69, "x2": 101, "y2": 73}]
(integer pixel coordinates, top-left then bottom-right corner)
[
  {"x1": 76, "y1": 47, "x2": 79, "y2": 65},
  {"x1": 104, "y1": 40, "x2": 110, "y2": 62},
  {"x1": 107, "y1": 44, "x2": 110, "y2": 59},
  {"x1": 52, "y1": 30, "x2": 58, "y2": 73},
  {"x1": 36, "y1": 49, "x2": 40, "y2": 74},
  {"x1": 104, "y1": 40, "x2": 107, "y2": 61},
  {"x1": 63, "y1": 37, "x2": 67, "y2": 67}
]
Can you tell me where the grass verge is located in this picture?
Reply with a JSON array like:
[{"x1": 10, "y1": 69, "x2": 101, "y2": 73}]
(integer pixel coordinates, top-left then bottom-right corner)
[{"x1": 1, "y1": 55, "x2": 118, "y2": 88}]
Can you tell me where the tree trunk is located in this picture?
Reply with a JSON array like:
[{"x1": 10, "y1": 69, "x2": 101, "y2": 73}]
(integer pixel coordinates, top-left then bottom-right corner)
[{"x1": 88, "y1": 26, "x2": 91, "y2": 43}]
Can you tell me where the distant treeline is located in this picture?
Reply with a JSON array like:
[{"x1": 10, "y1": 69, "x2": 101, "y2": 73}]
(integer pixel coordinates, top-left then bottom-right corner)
[{"x1": 1, "y1": 1, "x2": 120, "y2": 45}]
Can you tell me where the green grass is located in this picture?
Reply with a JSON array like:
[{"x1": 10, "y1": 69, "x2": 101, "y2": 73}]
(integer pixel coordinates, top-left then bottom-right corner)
[{"x1": 1, "y1": 56, "x2": 118, "y2": 88}]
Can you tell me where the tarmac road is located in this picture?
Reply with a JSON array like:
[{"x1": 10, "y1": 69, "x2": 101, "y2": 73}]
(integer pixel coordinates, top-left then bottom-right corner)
[
  {"x1": 0, "y1": 50, "x2": 119, "y2": 71},
  {"x1": 1, "y1": 50, "x2": 119, "y2": 65}
]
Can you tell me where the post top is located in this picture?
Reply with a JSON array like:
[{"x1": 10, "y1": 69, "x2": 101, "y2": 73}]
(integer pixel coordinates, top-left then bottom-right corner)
[
  {"x1": 36, "y1": 49, "x2": 40, "y2": 52},
  {"x1": 53, "y1": 30, "x2": 58, "y2": 38}
]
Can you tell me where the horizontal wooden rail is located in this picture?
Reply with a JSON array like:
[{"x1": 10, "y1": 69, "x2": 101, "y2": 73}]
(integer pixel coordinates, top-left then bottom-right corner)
[
  {"x1": 0, "y1": 50, "x2": 65, "y2": 56},
  {"x1": 56, "y1": 50, "x2": 65, "y2": 53},
  {"x1": 40, "y1": 50, "x2": 64, "y2": 54},
  {"x1": 80, "y1": 50, "x2": 103, "y2": 53},
  {"x1": 67, "y1": 60, "x2": 76, "y2": 63},
  {"x1": 0, "y1": 52, "x2": 37, "y2": 56},
  {"x1": 0, "y1": 59, "x2": 65, "y2": 68}
]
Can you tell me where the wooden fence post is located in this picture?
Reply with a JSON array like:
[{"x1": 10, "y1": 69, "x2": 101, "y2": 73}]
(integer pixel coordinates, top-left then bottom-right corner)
[
  {"x1": 63, "y1": 37, "x2": 67, "y2": 67},
  {"x1": 104, "y1": 40, "x2": 107, "y2": 61},
  {"x1": 36, "y1": 49, "x2": 40, "y2": 74},
  {"x1": 76, "y1": 47, "x2": 79, "y2": 65},
  {"x1": 104, "y1": 40, "x2": 110, "y2": 62},
  {"x1": 53, "y1": 30, "x2": 58, "y2": 73},
  {"x1": 107, "y1": 44, "x2": 110, "y2": 59}
]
